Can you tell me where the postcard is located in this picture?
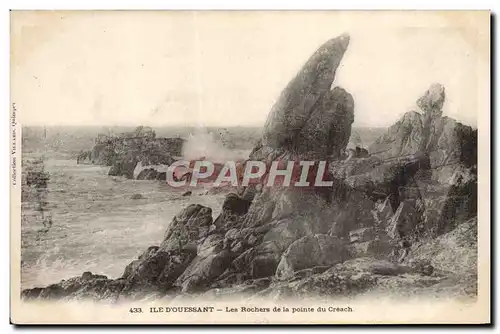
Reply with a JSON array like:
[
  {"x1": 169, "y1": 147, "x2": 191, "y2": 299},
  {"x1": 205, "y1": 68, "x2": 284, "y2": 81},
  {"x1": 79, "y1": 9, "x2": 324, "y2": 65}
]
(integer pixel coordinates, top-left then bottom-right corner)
[{"x1": 10, "y1": 10, "x2": 490, "y2": 324}]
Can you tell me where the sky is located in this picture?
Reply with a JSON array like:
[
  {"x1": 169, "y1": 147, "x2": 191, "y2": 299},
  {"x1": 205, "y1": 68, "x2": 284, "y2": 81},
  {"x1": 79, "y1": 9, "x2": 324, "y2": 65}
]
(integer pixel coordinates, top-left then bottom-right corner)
[{"x1": 11, "y1": 11, "x2": 489, "y2": 128}]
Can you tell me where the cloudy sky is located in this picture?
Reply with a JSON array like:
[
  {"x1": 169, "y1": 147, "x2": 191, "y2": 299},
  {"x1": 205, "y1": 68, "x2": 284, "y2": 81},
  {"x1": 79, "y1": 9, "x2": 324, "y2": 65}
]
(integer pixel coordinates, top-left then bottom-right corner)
[{"x1": 11, "y1": 11, "x2": 488, "y2": 127}]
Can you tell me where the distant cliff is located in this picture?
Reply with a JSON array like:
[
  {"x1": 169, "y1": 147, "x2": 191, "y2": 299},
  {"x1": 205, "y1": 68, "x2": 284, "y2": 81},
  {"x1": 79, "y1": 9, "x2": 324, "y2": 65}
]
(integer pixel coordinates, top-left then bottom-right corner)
[{"x1": 77, "y1": 126, "x2": 185, "y2": 179}]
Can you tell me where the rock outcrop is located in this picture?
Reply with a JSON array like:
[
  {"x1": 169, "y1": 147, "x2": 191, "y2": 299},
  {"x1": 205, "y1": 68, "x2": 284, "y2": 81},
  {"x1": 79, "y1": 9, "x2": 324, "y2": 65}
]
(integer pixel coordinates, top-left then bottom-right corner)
[
  {"x1": 23, "y1": 35, "x2": 478, "y2": 303},
  {"x1": 77, "y1": 127, "x2": 184, "y2": 179},
  {"x1": 369, "y1": 84, "x2": 477, "y2": 168}
]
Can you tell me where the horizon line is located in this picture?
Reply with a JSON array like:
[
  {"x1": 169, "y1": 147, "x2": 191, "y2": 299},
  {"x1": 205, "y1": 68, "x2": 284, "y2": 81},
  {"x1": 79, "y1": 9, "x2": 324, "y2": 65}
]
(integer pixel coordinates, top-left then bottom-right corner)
[{"x1": 19, "y1": 123, "x2": 391, "y2": 129}]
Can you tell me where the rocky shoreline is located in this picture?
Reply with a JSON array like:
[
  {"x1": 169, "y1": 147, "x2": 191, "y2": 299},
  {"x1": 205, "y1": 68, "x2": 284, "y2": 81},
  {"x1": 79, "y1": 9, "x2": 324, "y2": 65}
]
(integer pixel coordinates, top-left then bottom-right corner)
[
  {"x1": 22, "y1": 34, "x2": 478, "y2": 303},
  {"x1": 77, "y1": 126, "x2": 185, "y2": 180}
]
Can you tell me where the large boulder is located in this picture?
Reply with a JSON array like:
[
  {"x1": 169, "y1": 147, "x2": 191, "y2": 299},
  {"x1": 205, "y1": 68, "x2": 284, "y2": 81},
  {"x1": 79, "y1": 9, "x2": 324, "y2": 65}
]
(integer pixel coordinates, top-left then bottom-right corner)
[
  {"x1": 160, "y1": 204, "x2": 213, "y2": 252},
  {"x1": 403, "y1": 217, "x2": 477, "y2": 276},
  {"x1": 295, "y1": 87, "x2": 355, "y2": 160},
  {"x1": 108, "y1": 152, "x2": 138, "y2": 179},
  {"x1": 121, "y1": 246, "x2": 196, "y2": 294},
  {"x1": 174, "y1": 250, "x2": 235, "y2": 293},
  {"x1": 276, "y1": 234, "x2": 351, "y2": 279},
  {"x1": 261, "y1": 34, "x2": 350, "y2": 151}
]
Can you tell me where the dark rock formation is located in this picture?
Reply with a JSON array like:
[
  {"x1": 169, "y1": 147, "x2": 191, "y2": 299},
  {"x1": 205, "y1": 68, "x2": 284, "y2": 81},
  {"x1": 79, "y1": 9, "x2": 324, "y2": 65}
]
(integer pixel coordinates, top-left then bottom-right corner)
[
  {"x1": 404, "y1": 217, "x2": 477, "y2": 276},
  {"x1": 121, "y1": 247, "x2": 196, "y2": 295},
  {"x1": 137, "y1": 168, "x2": 158, "y2": 180},
  {"x1": 261, "y1": 34, "x2": 351, "y2": 152},
  {"x1": 21, "y1": 271, "x2": 118, "y2": 301},
  {"x1": 369, "y1": 84, "x2": 477, "y2": 168},
  {"x1": 77, "y1": 126, "x2": 185, "y2": 179},
  {"x1": 248, "y1": 257, "x2": 438, "y2": 301},
  {"x1": 107, "y1": 152, "x2": 138, "y2": 179},
  {"x1": 160, "y1": 204, "x2": 213, "y2": 252},
  {"x1": 276, "y1": 234, "x2": 351, "y2": 279}
]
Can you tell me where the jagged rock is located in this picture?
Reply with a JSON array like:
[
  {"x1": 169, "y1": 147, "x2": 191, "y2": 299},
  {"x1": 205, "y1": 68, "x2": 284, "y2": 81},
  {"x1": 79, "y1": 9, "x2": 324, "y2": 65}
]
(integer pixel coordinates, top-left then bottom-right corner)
[
  {"x1": 355, "y1": 146, "x2": 370, "y2": 158},
  {"x1": 175, "y1": 250, "x2": 235, "y2": 293},
  {"x1": 213, "y1": 193, "x2": 251, "y2": 229},
  {"x1": 261, "y1": 34, "x2": 350, "y2": 150},
  {"x1": 386, "y1": 200, "x2": 424, "y2": 242},
  {"x1": 247, "y1": 234, "x2": 259, "y2": 246},
  {"x1": 197, "y1": 234, "x2": 224, "y2": 258},
  {"x1": 241, "y1": 188, "x2": 275, "y2": 227},
  {"x1": 21, "y1": 272, "x2": 116, "y2": 301},
  {"x1": 329, "y1": 190, "x2": 377, "y2": 241},
  {"x1": 228, "y1": 240, "x2": 284, "y2": 281},
  {"x1": 121, "y1": 247, "x2": 196, "y2": 294},
  {"x1": 416, "y1": 83, "x2": 445, "y2": 115},
  {"x1": 415, "y1": 167, "x2": 477, "y2": 238},
  {"x1": 108, "y1": 153, "x2": 138, "y2": 179},
  {"x1": 122, "y1": 246, "x2": 159, "y2": 278},
  {"x1": 295, "y1": 87, "x2": 355, "y2": 160},
  {"x1": 372, "y1": 197, "x2": 393, "y2": 227},
  {"x1": 369, "y1": 84, "x2": 477, "y2": 168},
  {"x1": 335, "y1": 257, "x2": 413, "y2": 276},
  {"x1": 250, "y1": 247, "x2": 282, "y2": 279},
  {"x1": 78, "y1": 128, "x2": 184, "y2": 179},
  {"x1": 329, "y1": 154, "x2": 430, "y2": 215},
  {"x1": 262, "y1": 218, "x2": 313, "y2": 252},
  {"x1": 222, "y1": 193, "x2": 252, "y2": 215},
  {"x1": 288, "y1": 266, "x2": 330, "y2": 281},
  {"x1": 404, "y1": 217, "x2": 477, "y2": 275},
  {"x1": 263, "y1": 213, "x2": 335, "y2": 252},
  {"x1": 231, "y1": 241, "x2": 246, "y2": 254},
  {"x1": 276, "y1": 234, "x2": 351, "y2": 279},
  {"x1": 348, "y1": 239, "x2": 394, "y2": 259},
  {"x1": 349, "y1": 227, "x2": 376, "y2": 243},
  {"x1": 136, "y1": 168, "x2": 158, "y2": 180},
  {"x1": 160, "y1": 204, "x2": 213, "y2": 252},
  {"x1": 428, "y1": 117, "x2": 477, "y2": 167}
]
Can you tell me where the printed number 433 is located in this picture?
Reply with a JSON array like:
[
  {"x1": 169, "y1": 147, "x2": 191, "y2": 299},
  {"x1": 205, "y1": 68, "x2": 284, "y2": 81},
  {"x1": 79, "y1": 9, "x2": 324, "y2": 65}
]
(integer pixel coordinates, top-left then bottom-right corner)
[{"x1": 129, "y1": 308, "x2": 143, "y2": 313}]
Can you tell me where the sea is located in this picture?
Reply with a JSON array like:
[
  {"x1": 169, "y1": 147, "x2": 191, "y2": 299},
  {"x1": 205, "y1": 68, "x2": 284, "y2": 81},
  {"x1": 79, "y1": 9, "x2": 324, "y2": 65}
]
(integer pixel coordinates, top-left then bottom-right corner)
[{"x1": 20, "y1": 156, "x2": 228, "y2": 290}]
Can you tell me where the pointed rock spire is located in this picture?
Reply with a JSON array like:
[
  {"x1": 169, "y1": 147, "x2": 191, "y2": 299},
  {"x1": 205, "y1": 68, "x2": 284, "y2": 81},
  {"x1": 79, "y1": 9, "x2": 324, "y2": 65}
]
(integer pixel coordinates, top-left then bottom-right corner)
[{"x1": 262, "y1": 34, "x2": 351, "y2": 150}]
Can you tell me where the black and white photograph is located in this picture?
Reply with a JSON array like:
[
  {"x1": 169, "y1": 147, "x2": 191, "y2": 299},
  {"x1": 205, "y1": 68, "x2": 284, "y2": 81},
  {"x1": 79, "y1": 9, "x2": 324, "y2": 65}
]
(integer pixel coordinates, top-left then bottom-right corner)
[{"x1": 9, "y1": 10, "x2": 490, "y2": 324}]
